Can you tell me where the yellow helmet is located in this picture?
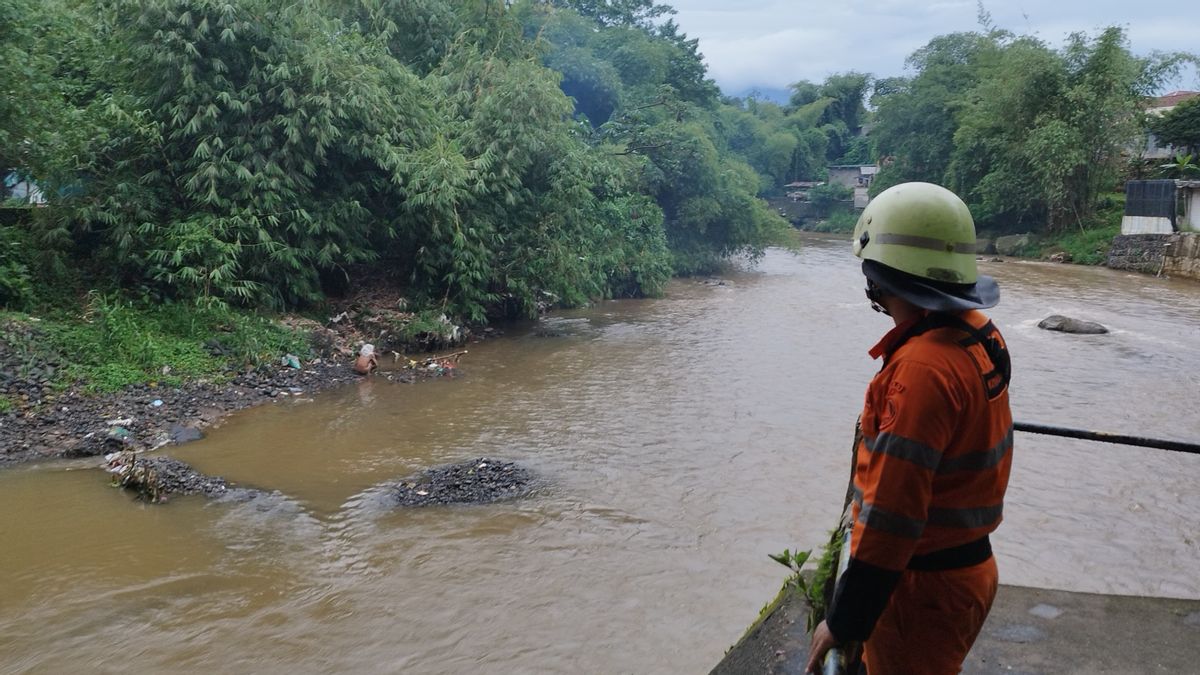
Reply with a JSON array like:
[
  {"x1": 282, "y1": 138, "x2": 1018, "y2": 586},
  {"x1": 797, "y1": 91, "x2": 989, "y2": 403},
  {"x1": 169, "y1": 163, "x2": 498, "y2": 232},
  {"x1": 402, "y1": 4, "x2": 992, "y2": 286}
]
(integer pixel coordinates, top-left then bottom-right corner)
[{"x1": 853, "y1": 182, "x2": 999, "y2": 311}]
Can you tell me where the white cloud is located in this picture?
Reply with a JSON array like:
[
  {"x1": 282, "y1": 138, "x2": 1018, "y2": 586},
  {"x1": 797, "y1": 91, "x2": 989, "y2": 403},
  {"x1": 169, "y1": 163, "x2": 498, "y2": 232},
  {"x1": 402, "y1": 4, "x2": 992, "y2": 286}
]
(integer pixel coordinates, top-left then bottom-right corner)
[{"x1": 666, "y1": 0, "x2": 1199, "y2": 93}]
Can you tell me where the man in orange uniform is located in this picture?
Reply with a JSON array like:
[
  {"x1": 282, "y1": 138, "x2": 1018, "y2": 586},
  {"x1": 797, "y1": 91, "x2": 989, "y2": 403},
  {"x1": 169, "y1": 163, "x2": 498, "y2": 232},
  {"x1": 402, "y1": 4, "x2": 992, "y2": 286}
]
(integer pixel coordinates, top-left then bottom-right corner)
[{"x1": 807, "y1": 182, "x2": 1014, "y2": 675}]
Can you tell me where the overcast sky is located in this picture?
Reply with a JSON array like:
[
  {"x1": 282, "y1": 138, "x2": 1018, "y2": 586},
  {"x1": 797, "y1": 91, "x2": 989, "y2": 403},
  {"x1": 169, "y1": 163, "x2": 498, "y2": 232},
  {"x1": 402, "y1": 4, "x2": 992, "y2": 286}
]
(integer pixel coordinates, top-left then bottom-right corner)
[{"x1": 665, "y1": 1, "x2": 1199, "y2": 97}]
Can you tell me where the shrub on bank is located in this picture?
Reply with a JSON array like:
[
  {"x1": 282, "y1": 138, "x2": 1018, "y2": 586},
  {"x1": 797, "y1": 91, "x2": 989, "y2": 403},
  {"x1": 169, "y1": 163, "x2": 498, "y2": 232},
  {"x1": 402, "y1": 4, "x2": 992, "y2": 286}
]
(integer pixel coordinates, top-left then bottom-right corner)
[
  {"x1": 2, "y1": 298, "x2": 311, "y2": 394},
  {"x1": 1039, "y1": 223, "x2": 1122, "y2": 265},
  {"x1": 1035, "y1": 192, "x2": 1125, "y2": 265},
  {"x1": 0, "y1": 224, "x2": 33, "y2": 310},
  {"x1": 807, "y1": 210, "x2": 859, "y2": 233}
]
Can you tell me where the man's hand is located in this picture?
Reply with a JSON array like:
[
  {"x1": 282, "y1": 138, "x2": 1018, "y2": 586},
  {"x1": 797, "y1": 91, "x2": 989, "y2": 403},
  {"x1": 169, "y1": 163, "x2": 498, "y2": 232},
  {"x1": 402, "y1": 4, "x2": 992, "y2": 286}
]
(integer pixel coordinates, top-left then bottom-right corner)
[{"x1": 805, "y1": 620, "x2": 838, "y2": 674}]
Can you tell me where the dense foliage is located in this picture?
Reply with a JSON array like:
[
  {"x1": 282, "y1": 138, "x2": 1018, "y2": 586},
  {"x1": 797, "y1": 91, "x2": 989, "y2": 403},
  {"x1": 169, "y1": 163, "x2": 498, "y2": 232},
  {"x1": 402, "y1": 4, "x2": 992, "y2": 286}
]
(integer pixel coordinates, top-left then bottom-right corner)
[
  {"x1": 871, "y1": 21, "x2": 1194, "y2": 232},
  {"x1": 5, "y1": 0, "x2": 1196, "y2": 322},
  {"x1": 1, "y1": 0, "x2": 787, "y2": 319}
]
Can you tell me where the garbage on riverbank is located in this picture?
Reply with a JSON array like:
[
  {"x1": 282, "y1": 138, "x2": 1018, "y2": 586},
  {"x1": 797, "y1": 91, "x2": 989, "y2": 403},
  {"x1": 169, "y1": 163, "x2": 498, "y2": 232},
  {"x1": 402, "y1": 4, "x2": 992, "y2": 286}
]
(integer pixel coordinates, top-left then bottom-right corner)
[
  {"x1": 391, "y1": 458, "x2": 534, "y2": 507},
  {"x1": 398, "y1": 350, "x2": 467, "y2": 378}
]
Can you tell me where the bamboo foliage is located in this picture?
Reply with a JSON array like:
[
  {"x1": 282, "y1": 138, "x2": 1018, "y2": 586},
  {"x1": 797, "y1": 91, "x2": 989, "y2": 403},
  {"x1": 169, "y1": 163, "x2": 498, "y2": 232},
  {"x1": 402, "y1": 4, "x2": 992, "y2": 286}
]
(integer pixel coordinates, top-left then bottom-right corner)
[{"x1": 5, "y1": 0, "x2": 784, "y2": 317}]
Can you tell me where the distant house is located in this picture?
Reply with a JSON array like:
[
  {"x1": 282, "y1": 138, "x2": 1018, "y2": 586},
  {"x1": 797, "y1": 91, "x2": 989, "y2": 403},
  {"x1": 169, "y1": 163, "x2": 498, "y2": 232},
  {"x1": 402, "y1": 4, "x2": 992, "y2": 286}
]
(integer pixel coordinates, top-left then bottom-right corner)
[
  {"x1": 1141, "y1": 90, "x2": 1200, "y2": 161},
  {"x1": 827, "y1": 164, "x2": 878, "y2": 209}
]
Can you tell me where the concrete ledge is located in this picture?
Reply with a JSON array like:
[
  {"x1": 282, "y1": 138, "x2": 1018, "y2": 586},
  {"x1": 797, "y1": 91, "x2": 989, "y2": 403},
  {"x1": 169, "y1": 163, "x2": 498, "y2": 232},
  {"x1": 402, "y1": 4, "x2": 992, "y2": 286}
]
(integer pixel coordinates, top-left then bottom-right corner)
[
  {"x1": 967, "y1": 586, "x2": 1200, "y2": 675},
  {"x1": 711, "y1": 585, "x2": 1200, "y2": 674},
  {"x1": 710, "y1": 585, "x2": 813, "y2": 675}
]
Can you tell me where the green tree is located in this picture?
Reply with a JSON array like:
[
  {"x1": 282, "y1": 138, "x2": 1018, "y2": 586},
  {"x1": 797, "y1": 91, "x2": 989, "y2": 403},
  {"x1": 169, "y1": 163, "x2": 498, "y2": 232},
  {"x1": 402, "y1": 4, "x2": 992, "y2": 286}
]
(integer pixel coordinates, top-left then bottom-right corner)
[
  {"x1": 1150, "y1": 97, "x2": 1200, "y2": 157},
  {"x1": 548, "y1": 0, "x2": 673, "y2": 28},
  {"x1": 518, "y1": 1, "x2": 781, "y2": 273},
  {"x1": 949, "y1": 28, "x2": 1180, "y2": 230},
  {"x1": 5, "y1": 0, "x2": 782, "y2": 324},
  {"x1": 874, "y1": 23, "x2": 1189, "y2": 232},
  {"x1": 340, "y1": 0, "x2": 463, "y2": 74},
  {"x1": 50, "y1": 0, "x2": 435, "y2": 305},
  {"x1": 871, "y1": 32, "x2": 994, "y2": 193},
  {"x1": 0, "y1": 0, "x2": 95, "y2": 180},
  {"x1": 782, "y1": 73, "x2": 872, "y2": 177}
]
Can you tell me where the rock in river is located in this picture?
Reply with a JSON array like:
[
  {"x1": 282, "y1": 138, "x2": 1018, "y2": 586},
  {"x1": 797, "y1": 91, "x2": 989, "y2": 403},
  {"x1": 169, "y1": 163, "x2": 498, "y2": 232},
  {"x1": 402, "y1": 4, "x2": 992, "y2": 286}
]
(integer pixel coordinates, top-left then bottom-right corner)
[
  {"x1": 995, "y1": 233, "x2": 1033, "y2": 256},
  {"x1": 391, "y1": 458, "x2": 534, "y2": 507},
  {"x1": 1037, "y1": 315, "x2": 1109, "y2": 335}
]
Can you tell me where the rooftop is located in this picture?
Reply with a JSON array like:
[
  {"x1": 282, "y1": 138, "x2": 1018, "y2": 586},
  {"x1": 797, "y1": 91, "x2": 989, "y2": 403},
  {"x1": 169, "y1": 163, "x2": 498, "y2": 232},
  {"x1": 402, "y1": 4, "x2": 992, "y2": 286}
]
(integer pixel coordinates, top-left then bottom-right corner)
[{"x1": 1150, "y1": 90, "x2": 1199, "y2": 110}]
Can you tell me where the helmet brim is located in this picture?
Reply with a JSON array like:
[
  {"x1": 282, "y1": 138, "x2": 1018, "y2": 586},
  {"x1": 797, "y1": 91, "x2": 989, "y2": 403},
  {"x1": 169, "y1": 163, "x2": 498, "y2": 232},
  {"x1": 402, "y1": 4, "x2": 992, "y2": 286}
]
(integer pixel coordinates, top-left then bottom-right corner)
[{"x1": 863, "y1": 260, "x2": 999, "y2": 311}]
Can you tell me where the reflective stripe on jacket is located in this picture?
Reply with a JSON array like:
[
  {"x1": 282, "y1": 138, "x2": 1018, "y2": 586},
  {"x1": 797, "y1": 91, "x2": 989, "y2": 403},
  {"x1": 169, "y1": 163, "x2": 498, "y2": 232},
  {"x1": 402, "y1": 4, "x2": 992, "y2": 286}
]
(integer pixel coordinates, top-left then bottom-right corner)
[{"x1": 827, "y1": 309, "x2": 1013, "y2": 642}]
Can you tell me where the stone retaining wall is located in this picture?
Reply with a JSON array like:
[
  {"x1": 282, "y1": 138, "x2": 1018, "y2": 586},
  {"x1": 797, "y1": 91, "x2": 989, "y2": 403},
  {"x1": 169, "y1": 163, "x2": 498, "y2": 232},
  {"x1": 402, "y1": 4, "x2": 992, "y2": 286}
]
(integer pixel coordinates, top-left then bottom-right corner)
[
  {"x1": 1107, "y1": 233, "x2": 1200, "y2": 280},
  {"x1": 1161, "y1": 233, "x2": 1200, "y2": 280},
  {"x1": 1107, "y1": 234, "x2": 1172, "y2": 275}
]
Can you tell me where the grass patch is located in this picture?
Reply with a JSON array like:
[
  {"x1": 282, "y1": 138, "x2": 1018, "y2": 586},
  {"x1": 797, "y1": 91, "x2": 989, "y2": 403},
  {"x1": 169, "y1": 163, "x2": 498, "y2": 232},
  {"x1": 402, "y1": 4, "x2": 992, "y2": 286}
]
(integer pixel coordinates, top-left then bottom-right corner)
[
  {"x1": 6, "y1": 293, "x2": 311, "y2": 393},
  {"x1": 1038, "y1": 193, "x2": 1125, "y2": 265},
  {"x1": 805, "y1": 209, "x2": 859, "y2": 234},
  {"x1": 1040, "y1": 223, "x2": 1121, "y2": 265}
]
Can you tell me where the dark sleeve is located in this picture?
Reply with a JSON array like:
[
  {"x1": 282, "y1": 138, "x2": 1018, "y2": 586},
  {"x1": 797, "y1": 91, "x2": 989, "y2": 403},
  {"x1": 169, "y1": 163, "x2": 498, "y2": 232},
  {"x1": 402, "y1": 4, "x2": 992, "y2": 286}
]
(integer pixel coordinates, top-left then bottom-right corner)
[{"x1": 825, "y1": 557, "x2": 902, "y2": 642}]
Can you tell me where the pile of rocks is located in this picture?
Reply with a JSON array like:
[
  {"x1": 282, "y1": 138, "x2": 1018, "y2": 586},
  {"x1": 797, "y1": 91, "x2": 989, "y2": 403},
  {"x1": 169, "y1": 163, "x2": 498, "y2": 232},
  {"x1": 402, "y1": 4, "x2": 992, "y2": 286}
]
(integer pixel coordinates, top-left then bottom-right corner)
[
  {"x1": 105, "y1": 451, "x2": 241, "y2": 502},
  {"x1": 392, "y1": 458, "x2": 534, "y2": 507}
]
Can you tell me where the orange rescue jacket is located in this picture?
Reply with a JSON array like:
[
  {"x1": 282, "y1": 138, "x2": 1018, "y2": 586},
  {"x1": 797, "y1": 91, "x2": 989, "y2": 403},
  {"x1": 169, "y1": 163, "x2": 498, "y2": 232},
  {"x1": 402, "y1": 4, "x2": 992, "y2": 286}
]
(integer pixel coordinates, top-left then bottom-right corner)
[{"x1": 827, "y1": 309, "x2": 1013, "y2": 642}]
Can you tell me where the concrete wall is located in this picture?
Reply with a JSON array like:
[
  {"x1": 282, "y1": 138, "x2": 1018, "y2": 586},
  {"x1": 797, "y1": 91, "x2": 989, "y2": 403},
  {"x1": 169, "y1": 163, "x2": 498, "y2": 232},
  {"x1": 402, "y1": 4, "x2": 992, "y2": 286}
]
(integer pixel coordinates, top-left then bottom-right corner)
[
  {"x1": 1108, "y1": 233, "x2": 1200, "y2": 281},
  {"x1": 1120, "y1": 215, "x2": 1173, "y2": 235}
]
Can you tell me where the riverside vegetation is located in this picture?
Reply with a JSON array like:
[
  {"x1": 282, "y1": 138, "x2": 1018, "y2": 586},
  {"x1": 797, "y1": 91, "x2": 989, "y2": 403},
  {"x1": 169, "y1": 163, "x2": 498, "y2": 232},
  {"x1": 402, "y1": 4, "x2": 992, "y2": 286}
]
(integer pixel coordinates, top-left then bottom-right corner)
[
  {"x1": 771, "y1": 12, "x2": 1195, "y2": 244},
  {"x1": 2, "y1": 0, "x2": 796, "y2": 404},
  {"x1": 2, "y1": 1, "x2": 1197, "y2": 408}
]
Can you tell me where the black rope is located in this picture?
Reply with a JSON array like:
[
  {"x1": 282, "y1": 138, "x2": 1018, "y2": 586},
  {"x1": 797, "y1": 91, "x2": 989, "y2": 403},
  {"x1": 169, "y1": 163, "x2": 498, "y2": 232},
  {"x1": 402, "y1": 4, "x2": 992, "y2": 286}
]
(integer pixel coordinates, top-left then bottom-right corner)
[{"x1": 1014, "y1": 421, "x2": 1200, "y2": 456}]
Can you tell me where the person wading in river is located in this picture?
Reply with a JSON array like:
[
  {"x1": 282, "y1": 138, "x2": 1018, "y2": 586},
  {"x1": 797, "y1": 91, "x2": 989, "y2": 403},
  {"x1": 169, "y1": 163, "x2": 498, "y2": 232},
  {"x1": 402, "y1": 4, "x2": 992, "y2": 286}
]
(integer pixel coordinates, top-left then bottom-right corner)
[
  {"x1": 354, "y1": 343, "x2": 379, "y2": 376},
  {"x1": 806, "y1": 182, "x2": 1014, "y2": 675}
]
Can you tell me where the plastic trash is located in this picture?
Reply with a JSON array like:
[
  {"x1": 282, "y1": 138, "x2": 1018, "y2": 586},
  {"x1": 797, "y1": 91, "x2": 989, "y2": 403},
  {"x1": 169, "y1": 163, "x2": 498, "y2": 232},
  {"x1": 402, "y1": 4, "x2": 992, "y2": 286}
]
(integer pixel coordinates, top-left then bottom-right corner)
[
  {"x1": 282, "y1": 354, "x2": 301, "y2": 369},
  {"x1": 106, "y1": 427, "x2": 133, "y2": 446},
  {"x1": 151, "y1": 399, "x2": 164, "y2": 407},
  {"x1": 103, "y1": 451, "x2": 131, "y2": 474}
]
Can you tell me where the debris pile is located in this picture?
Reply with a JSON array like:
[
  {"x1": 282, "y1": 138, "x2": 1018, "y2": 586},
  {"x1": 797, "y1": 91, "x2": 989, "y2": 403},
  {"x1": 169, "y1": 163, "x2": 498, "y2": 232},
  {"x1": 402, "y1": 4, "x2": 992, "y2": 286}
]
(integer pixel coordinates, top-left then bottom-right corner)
[
  {"x1": 392, "y1": 458, "x2": 534, "y2": 507},
  {"x1": 398, "y1": 350, "x2": 467, "y2": 378},
  {"x1": 318, "y1": 286, "x2": 470, "y2": 359},
  {"x1": 105, "y1": 451, "x2": 235, "y2": 502}
]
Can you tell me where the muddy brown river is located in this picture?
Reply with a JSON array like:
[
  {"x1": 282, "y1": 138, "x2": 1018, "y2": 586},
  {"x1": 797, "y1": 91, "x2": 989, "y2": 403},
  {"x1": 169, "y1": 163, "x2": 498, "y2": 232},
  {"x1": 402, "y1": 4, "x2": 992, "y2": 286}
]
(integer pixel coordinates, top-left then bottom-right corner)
[{"x1": 3, "y1": 236, "x2": 1199, "y2": 673}]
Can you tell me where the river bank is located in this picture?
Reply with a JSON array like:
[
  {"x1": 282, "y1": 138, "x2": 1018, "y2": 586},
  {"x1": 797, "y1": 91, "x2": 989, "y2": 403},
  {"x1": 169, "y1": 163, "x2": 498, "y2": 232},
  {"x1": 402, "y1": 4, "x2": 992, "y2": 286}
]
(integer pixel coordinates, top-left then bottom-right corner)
[
  {"x1": 788, "y1": 190, "x2": 1128, "y2": 267},
  {"x1": 1, "y1": 358, "x2": 356, "y2": 465},
  {"x1": 0, "y1": 291, "x2": 485, "y2": 467}
]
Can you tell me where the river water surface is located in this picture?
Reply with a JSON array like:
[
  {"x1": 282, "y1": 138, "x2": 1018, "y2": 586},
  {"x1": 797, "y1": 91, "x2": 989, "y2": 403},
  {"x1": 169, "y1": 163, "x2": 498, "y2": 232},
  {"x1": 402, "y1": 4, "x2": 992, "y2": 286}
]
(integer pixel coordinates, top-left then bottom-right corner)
[{"x1": 3, "y1": 236, "x2": 1199, "y2": 673}]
